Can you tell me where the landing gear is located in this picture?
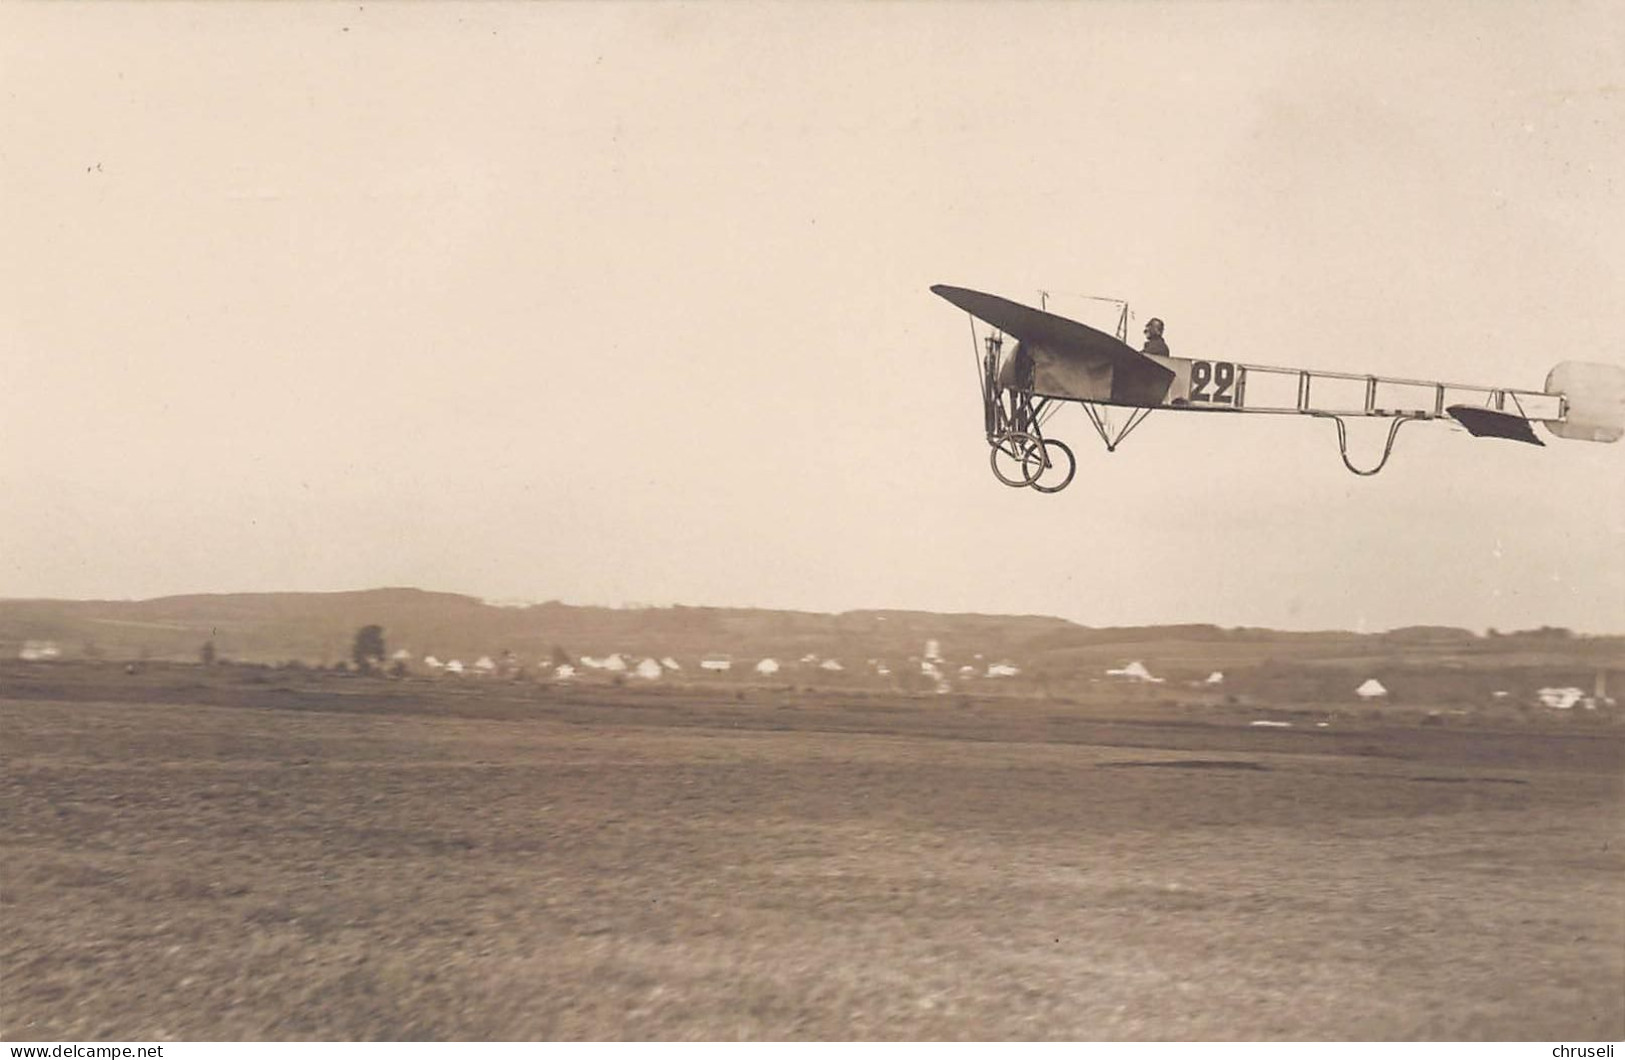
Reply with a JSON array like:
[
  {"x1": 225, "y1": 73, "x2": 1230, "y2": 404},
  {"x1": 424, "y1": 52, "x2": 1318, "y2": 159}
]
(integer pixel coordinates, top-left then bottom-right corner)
[
  {"x1": 985, "y1": 391, "x2": 1077, "y2": 493},
  {"x1": 1025, "y1": 438, "x2": 1076, "y2": 493},
  {"x1": 989, "y1": 432, "x2": 1041, "y2": 488},
  {"x1": 979, "y1": 332, "x2": 1079, "y2": 493}
]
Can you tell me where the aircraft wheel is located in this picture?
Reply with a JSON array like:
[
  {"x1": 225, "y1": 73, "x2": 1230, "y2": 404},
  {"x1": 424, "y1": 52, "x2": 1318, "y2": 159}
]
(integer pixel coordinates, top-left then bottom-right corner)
[
  {"x1": 989, "y1": 433, "x2": 1040, "y2": 488},
  {"x1": 1024, "y1": 438, "x2": 1076, "y2": 494}
]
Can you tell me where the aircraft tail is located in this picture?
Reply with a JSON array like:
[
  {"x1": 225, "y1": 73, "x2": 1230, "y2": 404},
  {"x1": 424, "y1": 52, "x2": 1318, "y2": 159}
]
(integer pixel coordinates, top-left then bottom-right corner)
[{"x1": 1544, "y1": 361, "x2": 1625, "y2": 443}]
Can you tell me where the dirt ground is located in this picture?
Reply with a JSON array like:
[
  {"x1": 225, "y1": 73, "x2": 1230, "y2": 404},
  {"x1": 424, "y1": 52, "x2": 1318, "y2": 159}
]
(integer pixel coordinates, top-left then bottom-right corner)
[{"x1": 3, "y1": 671, "x2": 1622, "y2": 1040}]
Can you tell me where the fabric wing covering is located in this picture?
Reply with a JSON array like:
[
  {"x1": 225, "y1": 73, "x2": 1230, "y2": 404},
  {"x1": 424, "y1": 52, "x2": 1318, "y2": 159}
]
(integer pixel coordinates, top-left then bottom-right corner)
[{"x1": 932, "y1": 285, "x2": 1176, "y2": 407}]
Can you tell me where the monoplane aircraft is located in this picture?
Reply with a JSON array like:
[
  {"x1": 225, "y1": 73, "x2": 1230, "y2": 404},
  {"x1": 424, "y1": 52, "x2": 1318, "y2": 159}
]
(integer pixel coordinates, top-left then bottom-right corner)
[{"x1": 933, "y1": 284, "x2": 1625, "y2": 491}]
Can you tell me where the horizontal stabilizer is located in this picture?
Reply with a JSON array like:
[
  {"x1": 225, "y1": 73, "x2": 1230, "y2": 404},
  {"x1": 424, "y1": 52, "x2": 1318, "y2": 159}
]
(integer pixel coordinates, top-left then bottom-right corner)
[{"x1": 1446, "y1": 406, "x2": 1545, "y2": 446}]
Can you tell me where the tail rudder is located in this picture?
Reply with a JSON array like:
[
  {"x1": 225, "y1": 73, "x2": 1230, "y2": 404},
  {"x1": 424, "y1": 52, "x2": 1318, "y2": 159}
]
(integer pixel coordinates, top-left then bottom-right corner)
[{"x1": 1544, "y1": 361, "x2": 1625, "y2": 443}]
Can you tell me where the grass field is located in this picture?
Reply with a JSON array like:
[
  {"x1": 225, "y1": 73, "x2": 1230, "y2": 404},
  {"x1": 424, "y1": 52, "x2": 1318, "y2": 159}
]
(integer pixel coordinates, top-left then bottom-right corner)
[{"x1": 3, "y1": 667, "x2": 1621, "y2": 1040}]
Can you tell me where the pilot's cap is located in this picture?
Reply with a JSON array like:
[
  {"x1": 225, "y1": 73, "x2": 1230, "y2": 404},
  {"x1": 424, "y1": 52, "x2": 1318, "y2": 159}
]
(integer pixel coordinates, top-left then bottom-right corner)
[{"x1": 1144, "y1": 318, "x2": 1165, "y2": 337}]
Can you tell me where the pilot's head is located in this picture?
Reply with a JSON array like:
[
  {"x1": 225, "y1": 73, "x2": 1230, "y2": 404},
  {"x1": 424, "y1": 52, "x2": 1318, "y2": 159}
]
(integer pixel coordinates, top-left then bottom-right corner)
[{"x1": 1144, "y1": 318, "x2": 1165, "y2": 338}]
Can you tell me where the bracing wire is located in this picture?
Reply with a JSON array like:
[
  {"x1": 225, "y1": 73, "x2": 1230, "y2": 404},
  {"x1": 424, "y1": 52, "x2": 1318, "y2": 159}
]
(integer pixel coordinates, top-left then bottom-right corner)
[{"x1": 1079, "y1": 402, "x2": 1154, "y2": 452}]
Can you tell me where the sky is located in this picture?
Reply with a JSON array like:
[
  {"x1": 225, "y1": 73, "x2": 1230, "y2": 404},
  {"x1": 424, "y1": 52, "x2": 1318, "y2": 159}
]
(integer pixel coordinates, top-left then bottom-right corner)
[{"x1": 3, "y1": 1, "x2": 1622, "y2": 633}]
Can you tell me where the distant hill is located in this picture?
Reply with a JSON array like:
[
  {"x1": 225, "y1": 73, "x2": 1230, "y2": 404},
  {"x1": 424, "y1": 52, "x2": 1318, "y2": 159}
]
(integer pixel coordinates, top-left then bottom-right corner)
[
  {"x1": 1, "y1": 589, "x2": 1620, "y2": 705},
  {"x1": 0, "y1": 589, "x2": 1080, "y2": 668}
]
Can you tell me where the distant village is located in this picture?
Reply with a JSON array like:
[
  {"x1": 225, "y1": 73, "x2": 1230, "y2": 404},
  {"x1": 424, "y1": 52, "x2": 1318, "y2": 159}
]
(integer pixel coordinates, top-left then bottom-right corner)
[
  {"x1": 13, "y1": 632, "x2": 1618, "y2": 716},
  {"x1": 401, "y1": 636, "x2": 1026, "y2": 691}
]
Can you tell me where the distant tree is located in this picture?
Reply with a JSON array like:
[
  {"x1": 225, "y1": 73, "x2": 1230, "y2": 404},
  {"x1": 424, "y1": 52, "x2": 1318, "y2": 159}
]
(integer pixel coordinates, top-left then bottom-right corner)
[
  {"x1": 352, "y1": 625, "x2": 386, "y2": 672},
  {"x1": 200, "y1": 640, "x2": 217, "y2": 666}
]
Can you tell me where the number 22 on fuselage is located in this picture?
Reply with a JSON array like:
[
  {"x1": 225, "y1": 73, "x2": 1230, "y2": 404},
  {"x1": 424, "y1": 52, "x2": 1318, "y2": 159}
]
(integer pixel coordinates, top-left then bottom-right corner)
[{"x1": 1163, "y1": 355, "x2": 1245, "y2": 410}]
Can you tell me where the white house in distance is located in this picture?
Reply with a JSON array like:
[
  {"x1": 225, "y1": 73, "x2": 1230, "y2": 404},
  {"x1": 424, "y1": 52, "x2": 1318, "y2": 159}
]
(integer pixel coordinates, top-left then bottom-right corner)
[
  {"x1": 986, "y1": 662, "x2": 1019, "y2": 678},
  {"x1": 755, "y1": 658, "x2": 780, "y2": 675},
  {"x1": 423, "y1": 655, "x2": 444, "y2": 670},
  {"x1": 660, "y1": 657, "x2": 682, "y2": 671},
  {"x1": 700, "y1": 654, "x2": 732, "y2": 672},
  {"x1": 19, "y1": 640, "x2": 60, "y2": 661},
  {"x1": 1356, "y1": 678, "x2": 1388, "y2": 699},
  {"x1": 1106, "y1": 660, "x2": 1164, "y2": 683},
  {"x1": 635, "y1": 657, "x2": 663, "y2": 680},
  {"x1": 1537, "y1": 687, "x2": 1584, "y2": 710},
  {"x1": 918, "y1": 659, "x2": 950, "y2": 694},
  {"x1": 820, "y1": 658, "x2": 844, "y2": 672},
  {"x1": 553, "y1": 663, "x2": 576, "y2": 680},
  {"x1": 445, "y1": 659, "x2": 465, "y2": 675},
  {"x1": 1204, "y1": 671, "x2": 1225, "y2": 685},
  {"x1": 473, "y1": 656, "x2": 497, "y2": 675}
]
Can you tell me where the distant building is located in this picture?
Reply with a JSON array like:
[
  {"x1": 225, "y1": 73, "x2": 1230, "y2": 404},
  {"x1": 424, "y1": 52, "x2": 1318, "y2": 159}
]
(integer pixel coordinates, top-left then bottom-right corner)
[
  {"x1": 660, "y1": 657, "x2": 682, "y2": 671},
  {"x1": 635, "y1": 658, "x2": 663, "y2": 680},
  {"x1": 755, "y1": 658, "x2": 780, "y2": 675},
  {"x1": 986, "y1": 662, "x2": 1019, "y2": 678},
  {"x1": 1537, "y1": 687, "x2": 1584, "y2": 710},
  {"x1": 820, "y1": 658, "x2": 844, "y2": 671},
  {"x1": 1204, "y1": 671, "x2": 1225, "y2": 685},
  {"x1": 19, "y1": 640, "x2": 60, "y2": 661},
  {"x1": 700, "y1": 655, "x2": 732, "y2": 672},
  {"x1": 1356, "y1": 678, "x2": 1387, "y2": 699},
  {"x1": 1107, "y1": 661, "x2": 1163, "y2": 683},
  {"x1": 423, "y1": 655, "x2": 444, "y2": 670},
  {"x1": 445, "y1": 659, "x2": 465, "y2": 675},
  {"x1": 553, "y1": 664, "x2": 576, "y2": 680},
  {"x1": 473, "y1": 656, "x2": 497, "y2": 674}
]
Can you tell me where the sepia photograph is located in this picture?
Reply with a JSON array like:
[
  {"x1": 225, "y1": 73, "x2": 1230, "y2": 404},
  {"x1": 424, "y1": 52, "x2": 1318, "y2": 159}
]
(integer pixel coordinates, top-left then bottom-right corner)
[{"x1": 3, "y1": 0, "x2": 1622, "y2": 1045}]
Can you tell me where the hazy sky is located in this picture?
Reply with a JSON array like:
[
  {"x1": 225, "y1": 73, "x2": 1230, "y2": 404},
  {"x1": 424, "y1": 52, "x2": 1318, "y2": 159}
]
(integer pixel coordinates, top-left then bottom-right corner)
[{"x1": 4, "y1": 2, "x2": 1622, "y2": 633}]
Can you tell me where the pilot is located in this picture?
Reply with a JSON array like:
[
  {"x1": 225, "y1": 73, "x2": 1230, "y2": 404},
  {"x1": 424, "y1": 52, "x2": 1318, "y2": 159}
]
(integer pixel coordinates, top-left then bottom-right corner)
[{"x1": 1142, "y1": 317, "x2": 1170, "y2": 357}]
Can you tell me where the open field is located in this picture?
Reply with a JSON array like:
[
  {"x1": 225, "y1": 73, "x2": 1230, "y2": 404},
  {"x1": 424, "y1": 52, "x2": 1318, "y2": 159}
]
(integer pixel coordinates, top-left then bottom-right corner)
[{"x1": 3, "y1": 666, "x2": 1622, "y2": 1040}]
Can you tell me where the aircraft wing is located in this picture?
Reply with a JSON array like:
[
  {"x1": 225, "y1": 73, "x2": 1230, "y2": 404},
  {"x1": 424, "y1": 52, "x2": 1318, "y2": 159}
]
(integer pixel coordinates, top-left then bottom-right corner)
[{"x1": 932, "y1": 284, "x2": 1176, "y2": 406}]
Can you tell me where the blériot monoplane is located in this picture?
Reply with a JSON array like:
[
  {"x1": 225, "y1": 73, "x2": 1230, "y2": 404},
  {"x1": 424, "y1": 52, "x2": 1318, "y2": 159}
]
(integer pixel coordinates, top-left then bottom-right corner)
[{"x1": 933, "y1": 284, "x2": 1625, "y2": 491}]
